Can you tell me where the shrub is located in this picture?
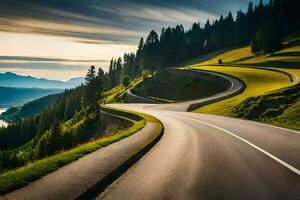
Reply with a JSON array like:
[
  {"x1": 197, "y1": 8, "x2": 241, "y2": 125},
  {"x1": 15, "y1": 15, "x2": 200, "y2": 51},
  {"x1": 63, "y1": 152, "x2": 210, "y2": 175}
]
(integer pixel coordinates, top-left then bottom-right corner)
[{"x1": 122, "y1": 76, "x2": 130, "y2": 88}]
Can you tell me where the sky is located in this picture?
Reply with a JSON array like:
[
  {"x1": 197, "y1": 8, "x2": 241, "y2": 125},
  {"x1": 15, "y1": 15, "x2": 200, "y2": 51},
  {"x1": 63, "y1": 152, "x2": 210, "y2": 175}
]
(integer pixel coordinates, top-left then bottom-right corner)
[{"x1": 0, "y1": 0, "x2": 260, "y2": 81}]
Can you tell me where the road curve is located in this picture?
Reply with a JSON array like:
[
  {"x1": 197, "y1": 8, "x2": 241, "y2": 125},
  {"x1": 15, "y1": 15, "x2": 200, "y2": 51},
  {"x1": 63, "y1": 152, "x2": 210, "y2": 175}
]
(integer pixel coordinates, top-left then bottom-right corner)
[
  {"x1": 99, "y1": 68, "x2": 300, "y2": 200},
  {"x1": 3, "y1": 121, "x2": 159, "y2": 200},
  {"x1": 126, "y1": 69, "x2": 245, "y2": 112}
]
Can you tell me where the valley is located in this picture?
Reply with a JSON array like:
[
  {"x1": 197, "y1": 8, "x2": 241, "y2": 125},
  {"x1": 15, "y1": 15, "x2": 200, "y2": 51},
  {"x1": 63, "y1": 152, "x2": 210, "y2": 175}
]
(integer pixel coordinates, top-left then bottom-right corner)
[{"x1": 0, "y1": 109, "x2": 8, "y2": 128}]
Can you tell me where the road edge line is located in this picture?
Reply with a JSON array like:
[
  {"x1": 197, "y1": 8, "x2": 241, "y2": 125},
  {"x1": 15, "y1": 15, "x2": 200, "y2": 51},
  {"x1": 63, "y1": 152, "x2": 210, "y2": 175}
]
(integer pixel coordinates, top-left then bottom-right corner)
[{"x1": 188, "y1": 118, "x2": 300, "y2": 175}]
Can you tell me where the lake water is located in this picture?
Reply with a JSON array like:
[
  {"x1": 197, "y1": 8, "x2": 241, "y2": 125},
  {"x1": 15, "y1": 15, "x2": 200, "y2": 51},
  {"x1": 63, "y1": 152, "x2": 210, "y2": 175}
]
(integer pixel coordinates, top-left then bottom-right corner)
[{"x1": 0, "y1": 108, "x2": 8, "y2": 128}]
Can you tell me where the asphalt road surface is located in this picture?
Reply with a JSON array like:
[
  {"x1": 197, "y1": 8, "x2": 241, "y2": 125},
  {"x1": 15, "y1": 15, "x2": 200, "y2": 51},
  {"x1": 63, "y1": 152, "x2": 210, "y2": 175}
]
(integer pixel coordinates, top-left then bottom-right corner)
[{"x1": 99, "y1": 70, "x2": 300, "y2": 200}]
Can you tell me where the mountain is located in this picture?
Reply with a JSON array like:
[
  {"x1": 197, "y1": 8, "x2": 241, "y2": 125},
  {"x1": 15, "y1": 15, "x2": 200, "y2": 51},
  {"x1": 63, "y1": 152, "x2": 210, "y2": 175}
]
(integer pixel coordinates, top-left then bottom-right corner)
[
  {"x1": 65, "y1": 77, "x2": 85, "y2": 86},
  {"x1": 0, "y1": 72, "x2": 85, "y2": 89},
  {"x1": 0, "y1": 86, "x2": 60, "y2": 107}
]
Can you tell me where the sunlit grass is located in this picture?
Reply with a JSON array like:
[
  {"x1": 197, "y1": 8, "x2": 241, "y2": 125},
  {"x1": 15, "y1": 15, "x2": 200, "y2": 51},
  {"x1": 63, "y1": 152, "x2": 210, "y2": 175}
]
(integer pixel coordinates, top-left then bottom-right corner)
[
  {"x1": 103, "y1": 78, "x2": 143, "y2": 103},
  {"x1": 269, "y1": 99, "x2": 300, "y2": 131},
  {"x1": 236, "y1": 45, "x2": 300, "y2": 66},
  {"x1": 190, "y1": 65, "x2": 293, "y2": 116},
  {"x1": 185, "y1": 36, "x2": 300, "y2": 132},
  {"x1": 200, "y1": 46, "x2": 253, "y2": 65}
]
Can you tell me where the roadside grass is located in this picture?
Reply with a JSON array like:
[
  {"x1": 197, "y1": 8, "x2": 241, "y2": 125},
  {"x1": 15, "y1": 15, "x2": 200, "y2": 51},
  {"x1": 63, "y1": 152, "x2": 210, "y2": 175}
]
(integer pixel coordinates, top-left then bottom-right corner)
[
  {"x1": 0, "y1": 107, "x2": 163, "y2": 194},
  {"x1": 103, "y1": 78, "x2": 142, "y2": 103},
  {"x1": 235, "y1": 45, "x2": 300, "y2": 68},
  {"x1": 234, "y1": 83, "x2": 300, "y2": 128},
  {"x1": 133, "y1": 71, "x2": 227, "y2": 102},
  {"x1": 199, "y1": 43, "x2": 300, "y2": 68},
  {"x1": 199, "y1": 46, "x2": 253, "y2": 65},
  {"x1": 187, "y1": 36, "x2": 300, "y2": 131},
  {"x1": 174, "y1": 47, "x2": 238, "y2": 67},
  {"x1": 269, "y1": 98, "x2": 300, "y2": 131},
  {"x1": 190, "y1": 65, "x2": 293, "y2": 116}
]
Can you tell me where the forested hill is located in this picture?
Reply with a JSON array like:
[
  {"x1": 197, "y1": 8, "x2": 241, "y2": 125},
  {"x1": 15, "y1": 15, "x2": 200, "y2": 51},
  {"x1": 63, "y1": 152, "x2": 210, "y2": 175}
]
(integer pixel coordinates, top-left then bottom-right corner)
[
  {"x1": 0, "y1": 67, "x2": 104, "y2": 171},
  {"x1": 0, "y1": 94, "x2": 60, "y2": 121},
  {"x1": 97, "y1": 0, "x2": 299, "y2": 90}
]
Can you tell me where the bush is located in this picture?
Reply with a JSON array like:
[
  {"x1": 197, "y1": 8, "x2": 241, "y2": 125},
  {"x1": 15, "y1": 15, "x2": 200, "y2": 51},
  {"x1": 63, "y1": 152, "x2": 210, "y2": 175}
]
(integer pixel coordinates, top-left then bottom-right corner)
[{"x1": 122, "y1": 76, "x2": 130, "y2": 88}]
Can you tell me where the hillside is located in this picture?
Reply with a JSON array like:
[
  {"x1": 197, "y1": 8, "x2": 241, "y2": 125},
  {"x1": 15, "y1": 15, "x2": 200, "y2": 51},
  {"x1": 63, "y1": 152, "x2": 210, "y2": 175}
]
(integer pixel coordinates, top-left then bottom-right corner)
[
  {"x1": 0, "y1": 67, "x2": 164, "y2": 194},
  {"x1": 189, "y1": 36, "x2": 300, "y2": 130},
  {"x1": 0, "y1": 72, "x2": 84, "y2": 89},
  {"x1": 132, "y1": 70, "x2": 227, "y2": 103},
  {"x1": 0, "y1": 86, "x2": 60, "y2": 107},
  {"x1": 0, "y1": 94, "x2": 60, "y2": 121},
  {"x1": 129, "y1": 33, "x2": 300, "y2": 130}
]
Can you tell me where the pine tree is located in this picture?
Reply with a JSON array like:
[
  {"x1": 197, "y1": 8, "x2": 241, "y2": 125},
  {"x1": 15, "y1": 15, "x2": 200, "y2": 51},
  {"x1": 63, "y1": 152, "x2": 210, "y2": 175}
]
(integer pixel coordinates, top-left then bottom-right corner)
[
  {"x1": 251, "y1": 21, "x2": 282, "y2": 55},
  {"x1": 85, "y1": 65, "x2": 96, "y2": 84},
  {"x1": 143, "y1": 30, "x2": 161, "y2": 72}
]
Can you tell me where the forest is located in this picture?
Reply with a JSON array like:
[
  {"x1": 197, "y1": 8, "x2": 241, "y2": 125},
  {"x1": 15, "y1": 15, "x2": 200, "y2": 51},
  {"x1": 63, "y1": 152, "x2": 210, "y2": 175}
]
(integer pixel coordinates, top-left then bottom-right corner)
[
  {"x1": 0, "y1": 0, "x2": 299, "y2": 172},
  {"x1": 0, "y1": 67, "x2": 104, "y2": 171},
  {"x1": 104, "y1": 0, "x2": 299, "y2": 88}
]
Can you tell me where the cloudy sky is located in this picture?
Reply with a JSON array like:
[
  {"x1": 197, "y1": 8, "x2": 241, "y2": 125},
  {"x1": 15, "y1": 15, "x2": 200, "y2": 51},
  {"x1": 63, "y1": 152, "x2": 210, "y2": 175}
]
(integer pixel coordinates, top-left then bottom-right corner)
[{"x1": 0, "y1": 0, "x2": 260, "y2": 80}]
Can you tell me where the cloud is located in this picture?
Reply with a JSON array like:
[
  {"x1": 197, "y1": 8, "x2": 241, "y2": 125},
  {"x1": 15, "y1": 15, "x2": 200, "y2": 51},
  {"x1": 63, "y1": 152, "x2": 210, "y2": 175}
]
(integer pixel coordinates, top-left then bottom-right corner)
[
  {"x1": 0, "y1": 0, "x2": 256, "y2": 80},
  {"x1": 0, "y1": 0, "x2": 252, "y2": 45},
  {"x1": 92, "y1": 3, "x2": 218, "y2": 26},
  {"x1": 0, "y1": 56, "x2": 108, "y2": 63}
]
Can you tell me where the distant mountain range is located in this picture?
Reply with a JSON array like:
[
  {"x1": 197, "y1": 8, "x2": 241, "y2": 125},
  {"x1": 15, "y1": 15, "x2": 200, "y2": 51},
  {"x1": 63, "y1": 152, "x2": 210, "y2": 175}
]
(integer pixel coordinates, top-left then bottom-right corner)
[
  {"x1": 0, "y1": 72, "x2": 85, "y2": 89},
  {"x1": 0, "y1": 86, "x2": 60, "y2": 107}
]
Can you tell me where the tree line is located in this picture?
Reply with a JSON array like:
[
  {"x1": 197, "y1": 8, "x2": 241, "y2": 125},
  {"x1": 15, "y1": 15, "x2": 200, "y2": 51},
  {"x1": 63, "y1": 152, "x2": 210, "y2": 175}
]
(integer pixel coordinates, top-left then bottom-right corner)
[
  {"x1": 100, "y1": 0, "x2": 299, "y2": 88},
  {"x1": 0, "y1": 67, "x2": 105, "y2": 171}
]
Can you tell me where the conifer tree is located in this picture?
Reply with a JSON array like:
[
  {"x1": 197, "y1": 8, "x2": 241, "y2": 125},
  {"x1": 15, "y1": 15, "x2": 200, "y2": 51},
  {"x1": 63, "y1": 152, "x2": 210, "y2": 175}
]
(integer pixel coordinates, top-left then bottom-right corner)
[{"x1": 85, "y1": 65, "x2": 96, "y2": 84}]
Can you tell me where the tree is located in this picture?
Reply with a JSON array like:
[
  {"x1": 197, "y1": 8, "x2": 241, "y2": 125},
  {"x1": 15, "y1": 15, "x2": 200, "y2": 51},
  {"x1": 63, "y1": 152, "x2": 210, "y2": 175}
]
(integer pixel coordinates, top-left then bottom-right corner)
[
  {"x1": 122, "y1": 76, "x2": 130, "y2": 88},
  {"x1": 85, "y1": 65, "x2": 96, "y2": 84},
  {"x1": 97, "y1": 67, "x2": 108, "y2": 90},
  {"x1": 143, "y1": 30, "x2": 161, "y2": 72},
  {"x1": 247, "y1": 1, "x2": 253, "y2": 15},
  {"x1": 115, "y1": 57, "x2": 123, "y2": 84},
  {"x1": 37, "y1": 121, "x2": 62, "y2": 157},
  {"x1": 251, "y1": 21, "x2": 282, "y2": 55},
  {"x1": 84, "y1": 66, "x2": 98, "y2": 107},
  {"x1": 135, "y1": 37, "x2": 144, "y2": 76}
]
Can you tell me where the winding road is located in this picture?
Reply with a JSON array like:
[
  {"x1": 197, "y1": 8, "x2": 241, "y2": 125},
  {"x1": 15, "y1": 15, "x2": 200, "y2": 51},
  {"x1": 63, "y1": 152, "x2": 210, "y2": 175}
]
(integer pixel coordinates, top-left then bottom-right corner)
[
  {"x1": 3, "y1": 69, "x2": 299, "y2": 200},
  {"x1": 100, "y1": 69, "x2": 300, "y2": 200}
]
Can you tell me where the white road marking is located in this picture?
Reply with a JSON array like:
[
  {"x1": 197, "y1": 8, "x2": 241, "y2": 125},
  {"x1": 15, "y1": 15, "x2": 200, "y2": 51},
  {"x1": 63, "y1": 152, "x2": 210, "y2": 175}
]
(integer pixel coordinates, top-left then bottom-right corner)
[{"x1": 188, "y1": 118, "x2": 300, "y2": 176}]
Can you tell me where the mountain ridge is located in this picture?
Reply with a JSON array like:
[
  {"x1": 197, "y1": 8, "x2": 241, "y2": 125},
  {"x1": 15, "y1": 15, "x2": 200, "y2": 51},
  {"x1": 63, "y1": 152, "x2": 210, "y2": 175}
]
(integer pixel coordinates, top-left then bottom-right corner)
[{"x1": 0, "y1": 72, "x2": 85, "y2": 89}]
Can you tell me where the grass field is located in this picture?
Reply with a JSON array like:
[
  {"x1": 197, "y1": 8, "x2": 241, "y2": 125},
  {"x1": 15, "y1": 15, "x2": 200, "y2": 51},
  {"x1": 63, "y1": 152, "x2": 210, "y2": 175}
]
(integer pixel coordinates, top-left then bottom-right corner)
[
  {"x1": 133, "y1": 71, "x2": 227, "y2": 102},
  {"x1": 0, "y1": 107, "x2": 163, "y2": 194},
  {"x1": 199, "y1": 44, "x2": 300, "y2": 68},
  {"x1": 190, "y1": 65, "x2": 293, "y2": 116},
  {"x1": 199, "y1": 46, "x2": 252, "y2": 65},
  {"x1": 270, "y1": 98, "x2": 300, "y2": 130},
  {"x1": 187, "y1": 35, "x2": 300, "y2": 130}
]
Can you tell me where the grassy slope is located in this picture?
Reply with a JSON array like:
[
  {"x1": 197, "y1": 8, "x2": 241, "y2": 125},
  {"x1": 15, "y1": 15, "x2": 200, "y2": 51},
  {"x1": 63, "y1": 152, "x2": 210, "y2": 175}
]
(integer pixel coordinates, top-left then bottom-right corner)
[
  {"x1": 191, "y1": 65, "x2": 292, "y2": 116},
  {"x1": 133, "y1": 72, "x2": 227, "y2": 103},
  {"x1": 200, "y1": 46, "x2": 252, "y2": 65},
  {"x1": 188, "y1": 36, "x2": 300, "y2": 130},
  {"x1": 1, "y1": 94, "x2": 59, "y2": 121},
  {"x1": 271, "y1": 99, "x2": 300, "y2": 130},
  {"x1": 0, "y1": 107, "x2": 163, "y2": 194},
  {"x1": 103, "y1": 78, "x2": 142, "y2": 104}
]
